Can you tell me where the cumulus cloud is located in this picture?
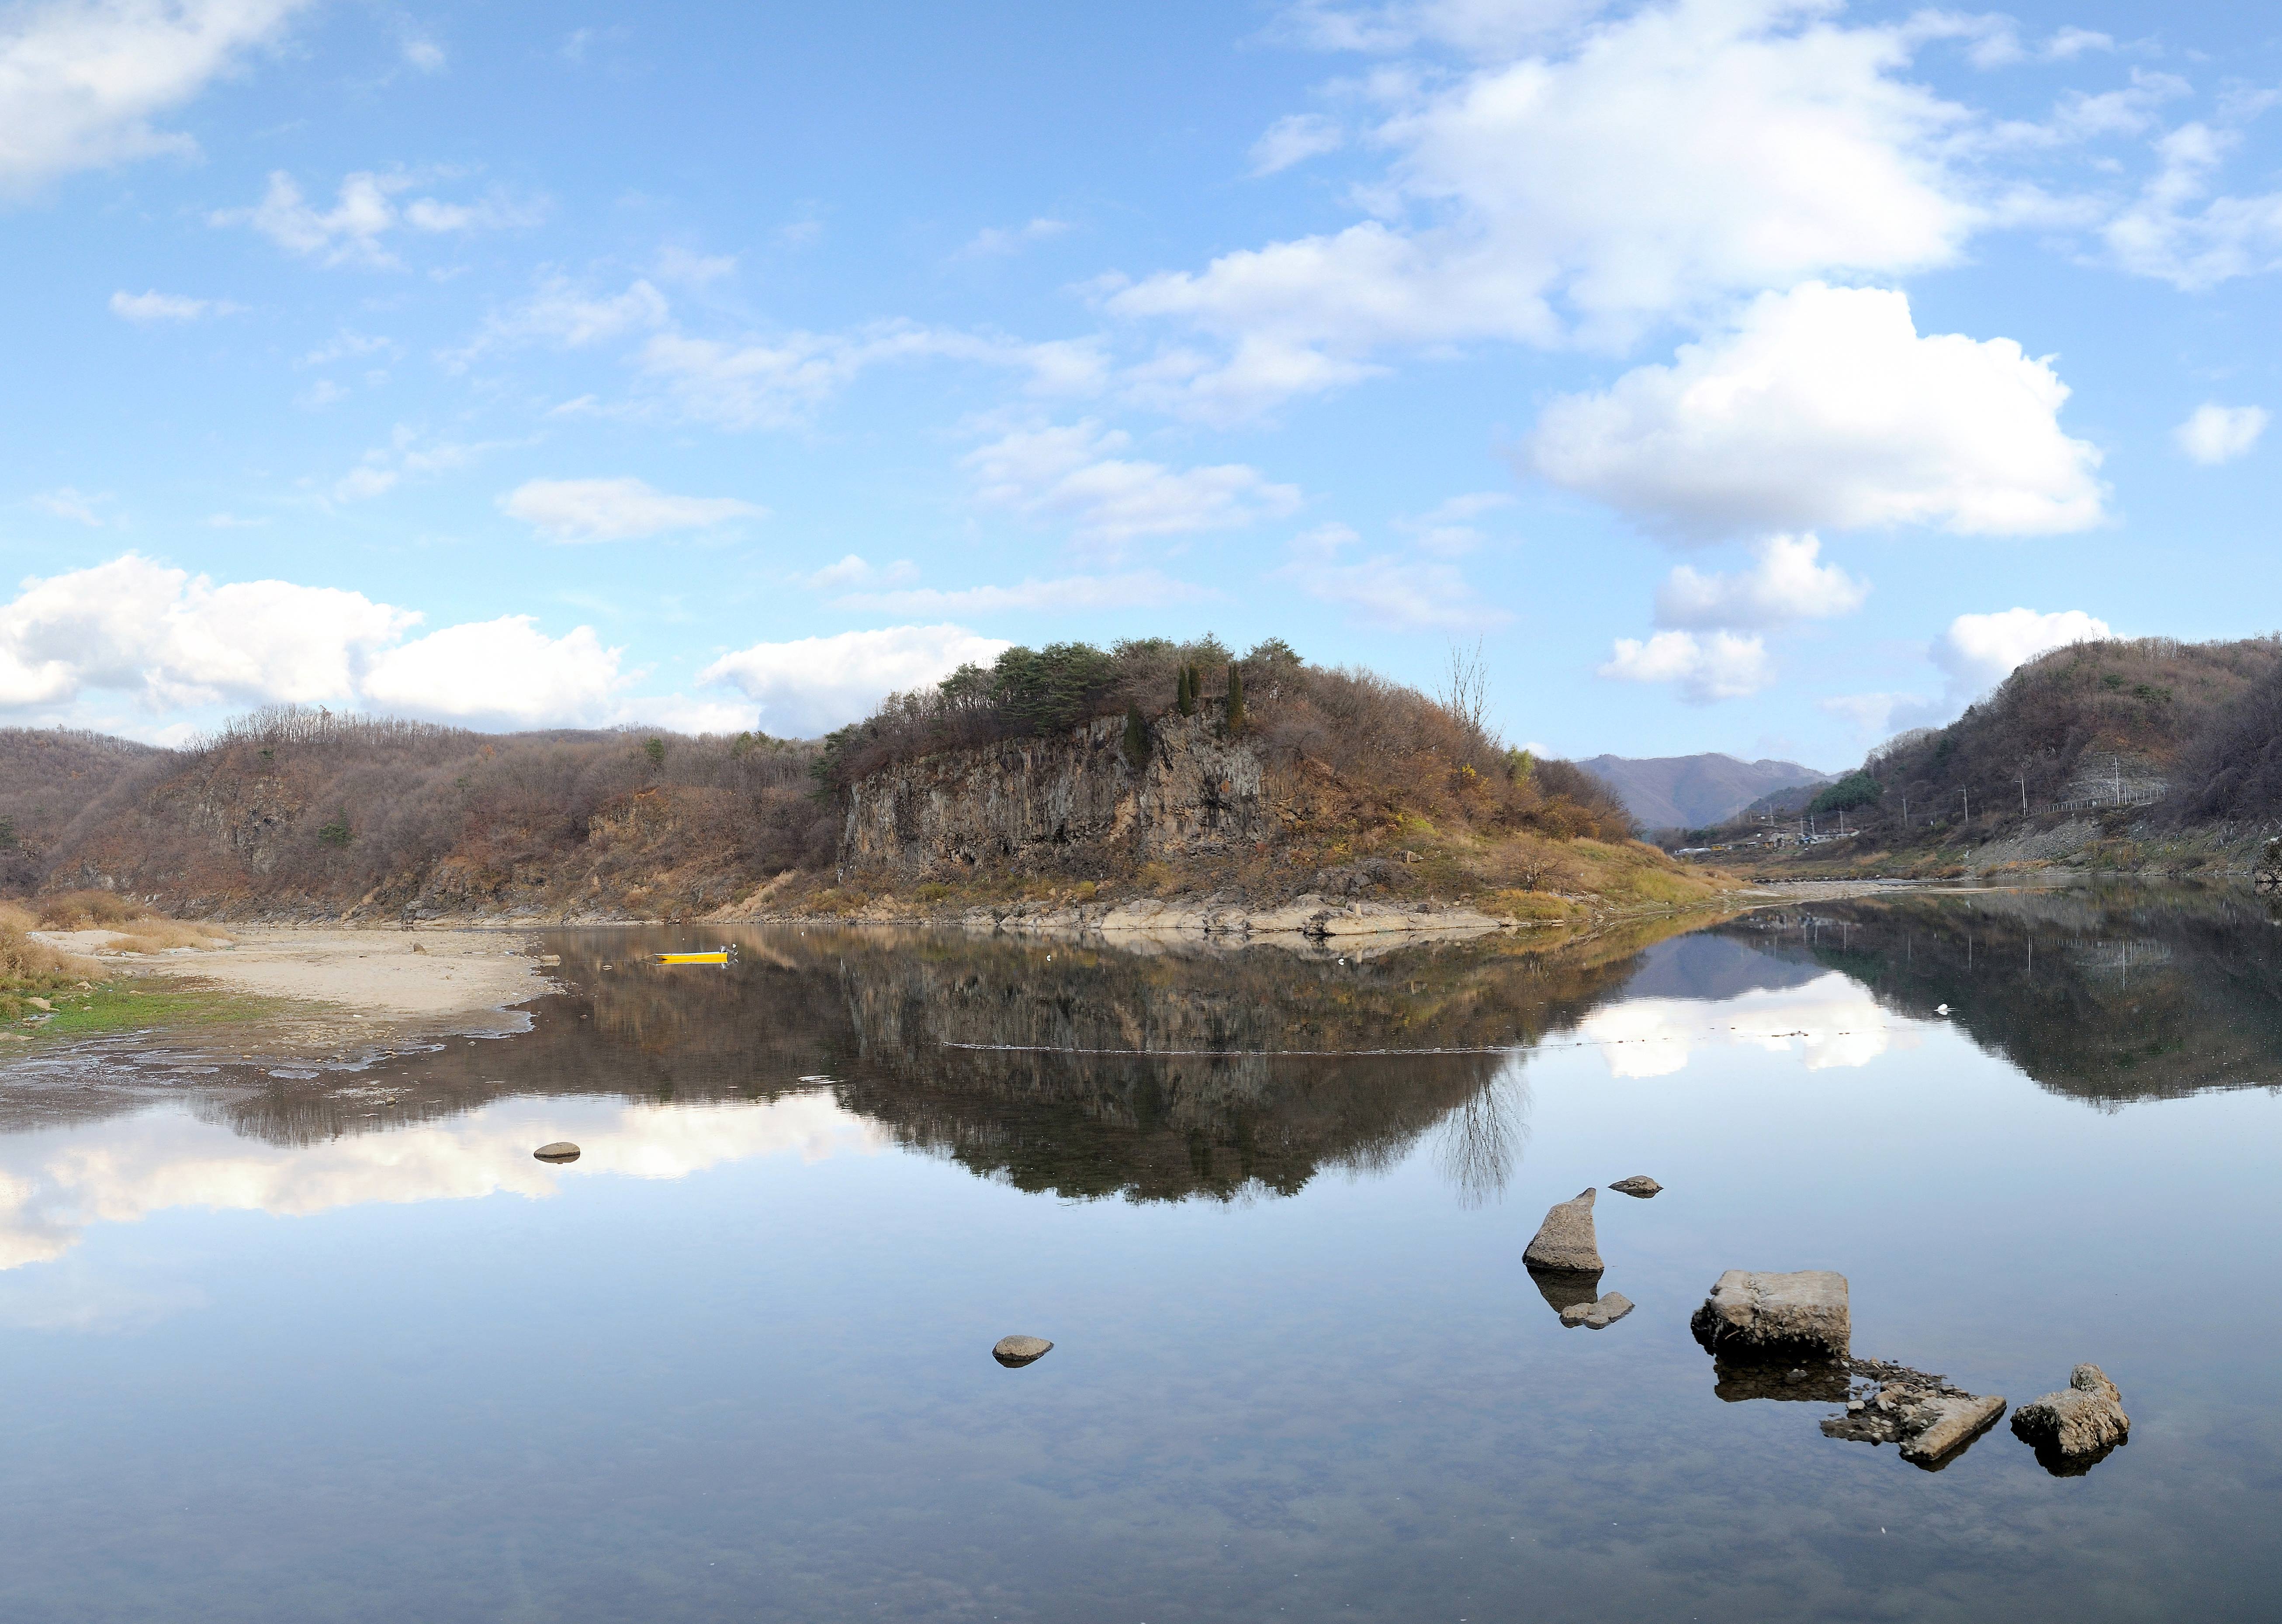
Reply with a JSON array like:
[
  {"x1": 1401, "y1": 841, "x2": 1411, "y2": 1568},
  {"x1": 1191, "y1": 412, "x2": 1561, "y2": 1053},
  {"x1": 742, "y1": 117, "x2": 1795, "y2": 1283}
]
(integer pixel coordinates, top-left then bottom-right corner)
[
  {"x1": 0, "y1": 0, "x2": 309, "y2": 193},
  {"x1": 1598, "y1": 629, "x2": 1774, "y2": 703},
  {"x1": 798, "y1": 555, "x2": 917, "y2": 591},
  {"x1": 0, "y1": 553, "x2": 414, "y2": 711},
  {"x1": 829, "y1": 572, "x2": 1209, "y2": 617},
  {"x1": 1110, "y1": 0, "x2": 1987, "y2": 418},
  {"x1": 499, "y1": 477, "x2": 764, "y2": 543},
  {"x1": 1529, "y1": 283, "x2": 2106, "y2": 538},
  {"x1": 2174, "y1": 402, "x2": 2268, "y2": 466},
  {"x1": 955, "y1": 218, "x2": 1070, "y2": 258},
  {"x1": 1284, "y1": 551, "x2": 1509, "y2": 631},
  {"x1": 2104, "y1": 121, "x2": 2282, "y2": 291},
  {"x1": 0, "y1": 553, "x2": 745, "y2": 730},
  {"x1": 212, "y1": 169, "x2": 543, "y2": 268},
  {"x1": 1933, "y1": 607, "x2": 2110, "y2": 701},
  {"x1": 110, "y1": 289, "x2": 239, "y2": 321},
  {"x1": 1249, "y1": 112, "x2": 1344, "y2": 175},
  {"x1": 963, "y1": 422, "x2": 1302, "y2": 555},
  {"x1": 696, "y1": 624, "x2": 1014, "y2": 736},
  {"x1": 1654, "y1": 534, "x2": 1867, "y2": 629},
  {"x1": 637, "y1": 322, "x2": 1106, "y2": 430}
]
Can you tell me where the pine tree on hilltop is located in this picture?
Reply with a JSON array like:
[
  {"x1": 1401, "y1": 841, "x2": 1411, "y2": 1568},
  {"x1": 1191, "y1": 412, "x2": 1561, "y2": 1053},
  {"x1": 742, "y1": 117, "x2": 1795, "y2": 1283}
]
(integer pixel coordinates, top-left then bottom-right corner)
[
  {"x1": 1226, "y1": 664, "x2": 1247, "y2": 733},
  {"x1": 1177, "y1": 665, "x2": 1195, "y2": 716}
]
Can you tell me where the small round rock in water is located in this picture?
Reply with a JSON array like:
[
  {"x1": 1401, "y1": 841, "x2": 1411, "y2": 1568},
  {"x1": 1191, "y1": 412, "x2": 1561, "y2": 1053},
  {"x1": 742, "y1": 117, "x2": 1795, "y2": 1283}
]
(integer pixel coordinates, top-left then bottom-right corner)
[
  {"x1": 993, "y1": 1335, "x2": 1054, "y2": 1368},
  {"x1": 533, "y1": 1142, "x2": 581, "y2": 1163},
  {"x1": 1609, "y1": 1175, "x2": 1662, "y2": 1198}
]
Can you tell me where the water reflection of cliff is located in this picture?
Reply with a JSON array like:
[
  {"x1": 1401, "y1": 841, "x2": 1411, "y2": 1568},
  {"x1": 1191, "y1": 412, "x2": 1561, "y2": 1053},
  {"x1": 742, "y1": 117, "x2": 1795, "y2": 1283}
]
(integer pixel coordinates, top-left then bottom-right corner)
[
  {"x1": 1718, "y1": 884, "x2": 2282, "y2": 1106},
  {"x1": 202, "y1": 916, "x2": 1709, "y2": 1203}
]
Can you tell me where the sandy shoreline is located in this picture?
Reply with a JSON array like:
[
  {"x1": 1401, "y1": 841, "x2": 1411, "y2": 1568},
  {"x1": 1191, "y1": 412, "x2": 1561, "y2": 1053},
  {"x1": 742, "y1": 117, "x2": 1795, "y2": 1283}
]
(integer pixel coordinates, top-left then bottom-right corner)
[{"x1": 31, "y1": 925, "x2": 557, "y2": 1021}]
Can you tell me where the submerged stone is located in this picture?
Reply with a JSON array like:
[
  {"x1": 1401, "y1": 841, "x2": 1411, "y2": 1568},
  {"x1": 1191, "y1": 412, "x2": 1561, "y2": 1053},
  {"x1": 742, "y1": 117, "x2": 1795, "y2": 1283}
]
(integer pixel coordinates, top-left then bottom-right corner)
[
  {"x1": 1822, "y1": 1383, "x2": 2007, "y2": 1470},
  {"x1": 533, "y1": 1141, "x2": 581, "y2": 1162},
  {"x1": 1558, "y1": 1292, "x2": 1635, "y2": 1330},
  {"x1": 1608, "y1": 1175, "x2": 1661, "y2": 1197},
  {"x1": 2011, "y1": 1364, "x2": 2129, "y2": 1474},
  {"x1": 1690, "y1": 1270, "x2": 1850, "y2": 1360},
  {"x1": 1523, "y1": 1188, "x2": 1603, "y2": 1274},
  {"x1": 993, "y1": 1335, "x2": 1054, "y2": 1368}
]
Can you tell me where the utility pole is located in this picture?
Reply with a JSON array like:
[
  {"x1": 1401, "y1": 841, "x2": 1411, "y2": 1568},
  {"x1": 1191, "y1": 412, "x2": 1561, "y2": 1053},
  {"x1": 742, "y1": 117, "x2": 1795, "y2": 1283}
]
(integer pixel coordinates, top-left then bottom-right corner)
[
  {"x1": 2019, "y1": 771, "x2": 2027, "y2": 815},
  {"x1": 2113, "y1": 754, "x2": 2122, "y2": 805},
  {"x1": 1961, "y1": 787, "x2": 1970, "y2": 823}
]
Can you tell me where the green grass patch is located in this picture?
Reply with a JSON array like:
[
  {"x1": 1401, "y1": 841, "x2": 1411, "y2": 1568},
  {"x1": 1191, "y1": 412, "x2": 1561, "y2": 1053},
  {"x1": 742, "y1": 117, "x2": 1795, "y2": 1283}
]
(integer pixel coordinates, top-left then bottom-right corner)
[{"x1": 3, "y1": 980, "x2": 286, "y2": 1041}]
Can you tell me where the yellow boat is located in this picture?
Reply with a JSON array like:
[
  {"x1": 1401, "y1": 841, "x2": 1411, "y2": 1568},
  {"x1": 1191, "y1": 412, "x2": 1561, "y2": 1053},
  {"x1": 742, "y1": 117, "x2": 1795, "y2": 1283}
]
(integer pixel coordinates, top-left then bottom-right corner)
[{"x1": 652, "y1": 948, "x2": 735, "y2": 966}]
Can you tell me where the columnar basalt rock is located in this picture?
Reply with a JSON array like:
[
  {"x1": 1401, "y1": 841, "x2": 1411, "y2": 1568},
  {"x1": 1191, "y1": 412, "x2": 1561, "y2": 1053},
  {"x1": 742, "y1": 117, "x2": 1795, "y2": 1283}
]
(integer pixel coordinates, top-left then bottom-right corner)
[
  {"x1": 1690, "y1": 1270, "x2": 1850, "y2": 1360},
  {"x1": 839, "y1": 712, "x2": 1268, "y2": 882}
]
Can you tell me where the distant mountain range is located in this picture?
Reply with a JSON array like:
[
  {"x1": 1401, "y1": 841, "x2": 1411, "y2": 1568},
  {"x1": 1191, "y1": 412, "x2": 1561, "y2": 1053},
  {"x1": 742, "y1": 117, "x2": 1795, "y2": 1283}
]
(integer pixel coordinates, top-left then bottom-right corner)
[{"x1": 1577, "y1": 753, "x2": 1834, "y2": 832}]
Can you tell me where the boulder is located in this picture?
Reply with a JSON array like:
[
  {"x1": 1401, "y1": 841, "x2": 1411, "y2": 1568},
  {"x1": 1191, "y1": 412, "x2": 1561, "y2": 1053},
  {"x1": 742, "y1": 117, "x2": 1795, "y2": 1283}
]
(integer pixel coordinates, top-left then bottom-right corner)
[
  {"x1": 992, "y1": 1335, "x2": 1054, "y2": 1368},
  {"x1": 1821, "y1": 1383, "x2": 2007, "y2": 1469},
  {"x1": 1608, "y1": 1175, "x2": 1661, "y2": 1197},
  {"x1": 1690, "y1": 1270, "x2": 1849, "y2": 1360},
  {"x1": 1558, "y1": 1292, "x2": 1634, "y2": 1330},
  {"x1": 533, "y1": 1141, "x2": 581, "y2": 1162},
  {"x1": 1523, "y1": 1188, "x2": 1603, "y2": 1274},
  {"x1": 2010, "y1": 1365, "x2": 2129, "y2": 1473}
]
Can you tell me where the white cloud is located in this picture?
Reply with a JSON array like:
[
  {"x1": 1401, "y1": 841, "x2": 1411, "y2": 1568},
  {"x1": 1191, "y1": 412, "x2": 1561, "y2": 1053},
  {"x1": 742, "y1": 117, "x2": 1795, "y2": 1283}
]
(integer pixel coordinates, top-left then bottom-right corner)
[
  {"x1": 1249, "y1": 112, "x2": 1345, "y2": 176},
  {"x1": 401, "y1": 35, "x2": 444, "y2": 72},
  {"x1": 1396, "y1": 490, "x2": 1513, "y2": 557},
  {"x1": 0, "y1": 0, "x2": 308, "y2": 193},
  {"x1": 110, "y1": 289, "x2": 239, "y2": 321},
  {"x1": 1278, "y1": 0, "x2": 1608, "y2": 60},
  {"x1": 798, "y1": 555, "x2": 917, "y2": 591},
  {"x1": 1934, "y1": 607, "x2": 2109, "y2": 702},
  {"x1": 330, "y1": 426, "x2": 514, "y2": 504},
  {"x1": 1655, "y1": 533, "x2": 1866, "y2": 630},
  {"x1": 830, "y1": 572, "x2": 1209, "y2": 617},
  {"x1": 636, "y1": 322, "x2": 1106, "y2": 430},
  {"x1": 963, "y1": 422, "x2": 1302, "y2": 555},
  {"x1": 359, "y1": 617, "x2": 633, "y2": 727},
  {"x1": 1598, "y1": 629, "x2": 1773, "y2": 703},
  {"x1": 0, "y1": 553, "x2": 748, "y2": 731},
  {"x1": 1280, "y1": 550, "x2": 1509, "y2": 631},
  {"x1": 1529, "y1": 283, "x2": 2106, "y2": 538},
  {"x1": 956, "y1": 217, "x2": 1070, "y2": 258},
  {"x1": 0, "y1": 553, "x2": 415, "y2": 712},
  {"x1": 1111, "y1": 0, "x2": 1987, "y2": 418},
  {"x1": 697, "y1": 624, "x2": 1014, "y2": 736},
  {"x1": 2105, "y1": 121, "x2": 2282, "y2": 291},
  {"x1": 30, "y1": 486, "x2": 111, "y2": 525},
  {"x1": 654, "y1": 246, "x2": 737, "y2": 286},
  {"x1": 499, "y1": 477, "x2": 764, "y2": 543},
  {"x1": 213, "y1": 169, "x2": 543, "y2": 268},
  {"x1": 2174, "y1": 402, "x2": 2268, "y2": 466},
  {"x1": 449, "y1": 275, "x2": 670, "y2": 368}
]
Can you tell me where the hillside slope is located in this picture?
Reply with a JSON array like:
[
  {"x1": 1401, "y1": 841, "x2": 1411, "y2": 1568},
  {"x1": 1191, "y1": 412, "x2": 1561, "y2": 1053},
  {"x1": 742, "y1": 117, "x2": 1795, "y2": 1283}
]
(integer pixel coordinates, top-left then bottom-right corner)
[
  {"x1": 1580, "y1": 753, "x2": 1831, "y2": 830},
  {"x1": 1692, "y1": 636, "x2": 2282, "y2": 877}
]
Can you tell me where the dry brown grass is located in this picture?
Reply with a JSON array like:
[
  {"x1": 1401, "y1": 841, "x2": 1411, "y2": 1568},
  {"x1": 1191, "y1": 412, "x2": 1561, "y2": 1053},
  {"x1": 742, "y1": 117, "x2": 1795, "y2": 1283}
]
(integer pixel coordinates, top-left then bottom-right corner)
[
  {"x1": 1, "y1": 903, "x2": 103, "y2": 994},
  {"x1": 15, "y1": 894, "x2": 231, "y2": 954}
]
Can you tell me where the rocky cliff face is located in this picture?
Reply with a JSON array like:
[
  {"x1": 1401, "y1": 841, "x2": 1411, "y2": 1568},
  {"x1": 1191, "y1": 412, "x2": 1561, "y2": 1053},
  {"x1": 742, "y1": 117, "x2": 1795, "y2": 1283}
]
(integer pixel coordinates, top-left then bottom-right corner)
[{"x1": 839, "y1": 712, "x2": 1271, "y2": 881}]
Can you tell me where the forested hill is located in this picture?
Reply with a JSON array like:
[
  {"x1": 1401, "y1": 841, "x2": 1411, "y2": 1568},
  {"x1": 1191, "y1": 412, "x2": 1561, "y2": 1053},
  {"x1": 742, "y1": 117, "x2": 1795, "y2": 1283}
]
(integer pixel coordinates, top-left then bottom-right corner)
[
  {"x1": 0, "y1": 635, "x2": 1713, "y2": 922},
  {"x1": 1694, "y1": 636, "x2": 2282, "y2": 874},
  {"x1": 1579, "y1": 753, "x2": 1830, "y2": 831}
]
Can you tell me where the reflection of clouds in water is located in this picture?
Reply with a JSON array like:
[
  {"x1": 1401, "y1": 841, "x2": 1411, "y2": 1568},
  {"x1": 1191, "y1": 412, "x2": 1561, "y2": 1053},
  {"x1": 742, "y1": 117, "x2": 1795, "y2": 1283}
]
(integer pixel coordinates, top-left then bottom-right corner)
[
  {"x1": 0, "y1": 1094, "x2": 881, "y2": 1272},
  {"x1": 1576, "y1": 974, "x2": 1919, "y2": 1079}
]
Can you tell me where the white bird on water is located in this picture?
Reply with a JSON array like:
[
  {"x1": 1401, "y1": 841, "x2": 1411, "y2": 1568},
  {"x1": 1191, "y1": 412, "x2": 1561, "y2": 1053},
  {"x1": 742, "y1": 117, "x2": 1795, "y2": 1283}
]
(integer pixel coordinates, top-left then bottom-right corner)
[{"x1": 1936, "y1": 1003, "x2": 1951, "y2": 1015}]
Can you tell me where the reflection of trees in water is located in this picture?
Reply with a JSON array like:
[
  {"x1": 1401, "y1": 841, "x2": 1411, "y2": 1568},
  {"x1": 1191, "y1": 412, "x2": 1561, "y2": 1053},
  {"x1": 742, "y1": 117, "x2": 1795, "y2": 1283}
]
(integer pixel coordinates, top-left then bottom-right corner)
[
  {"x1": 1435, "y1": 1066, "x2": 1531, "y2": 1209},
  {"x1": 159, "y1": 915, "x2": 1704, "y2": 1202},
  {"x1": 1721, "y1": 883, "x2": 2282, "y2": 1106}
]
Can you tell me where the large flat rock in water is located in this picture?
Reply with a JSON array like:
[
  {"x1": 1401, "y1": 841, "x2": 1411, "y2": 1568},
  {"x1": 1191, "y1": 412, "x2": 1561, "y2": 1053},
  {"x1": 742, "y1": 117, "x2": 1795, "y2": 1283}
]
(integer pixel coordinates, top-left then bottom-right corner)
[
  {"x1": 1690, "y1": 1269, "x2": 1849, "y2": 1359},
  {"x1": 1522, "y1": 1188, "x2": 1603, "y2": 1275}
]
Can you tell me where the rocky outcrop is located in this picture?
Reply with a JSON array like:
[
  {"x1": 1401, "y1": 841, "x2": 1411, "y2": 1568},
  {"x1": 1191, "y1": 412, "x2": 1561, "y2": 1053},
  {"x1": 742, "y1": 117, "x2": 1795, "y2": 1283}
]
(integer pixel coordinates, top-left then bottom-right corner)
[
  {"x1": 840, "y1": 712, "x2": 1268, "y2": 882},
  {"x1": 1608, "y1": 1175, "x2": 1661, "y2": 1197},
  {"x1": 1523, "y1": 1188, "x2": 1603, "y2": 1274},
  {"x1": 2010, "y1": 1364, "x2": 2129, "y2": 1472},
  {"x1": 937, "y1": 893, "x2": 1512, "y2": 944},
  {"x1": 1822, "y1": 1381, "x2": 2006, "y2": 1469},
  {"x1": 1690, "y1": 1270, "x2": 1850, "y2": 1360}
]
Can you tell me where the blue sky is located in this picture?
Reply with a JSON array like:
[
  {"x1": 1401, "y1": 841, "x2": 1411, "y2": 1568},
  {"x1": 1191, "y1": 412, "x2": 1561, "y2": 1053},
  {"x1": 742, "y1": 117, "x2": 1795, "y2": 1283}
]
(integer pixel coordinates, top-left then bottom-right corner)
[{"x1": 1, "y1": 0, "x2": 2277, "y2": 766}]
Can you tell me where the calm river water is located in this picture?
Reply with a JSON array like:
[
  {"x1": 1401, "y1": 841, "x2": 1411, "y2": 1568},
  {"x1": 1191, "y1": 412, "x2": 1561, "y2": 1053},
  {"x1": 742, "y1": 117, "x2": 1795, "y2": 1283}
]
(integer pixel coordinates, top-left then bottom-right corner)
[{"x1": 1, "y1": 885, "x2": 2277, "y2": 1621}]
